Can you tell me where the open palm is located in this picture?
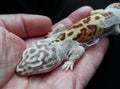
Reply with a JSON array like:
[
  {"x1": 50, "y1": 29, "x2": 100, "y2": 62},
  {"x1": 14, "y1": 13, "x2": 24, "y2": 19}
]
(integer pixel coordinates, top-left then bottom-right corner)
[{"x1": 0, "y1": 6, "x2": 109, "y2": 89}]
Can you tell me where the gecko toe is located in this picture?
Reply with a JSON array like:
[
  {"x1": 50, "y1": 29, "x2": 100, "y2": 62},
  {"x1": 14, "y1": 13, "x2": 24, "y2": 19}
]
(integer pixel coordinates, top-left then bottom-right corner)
[{"x1": 62, "y1": 61, "x2": 74, "y2": 71}]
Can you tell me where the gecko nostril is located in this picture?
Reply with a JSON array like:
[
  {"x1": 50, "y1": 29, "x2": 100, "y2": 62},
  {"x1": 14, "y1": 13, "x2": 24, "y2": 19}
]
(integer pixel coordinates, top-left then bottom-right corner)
[{"x1": 16, "y1": 69, "x2": 23, "y2": 75}]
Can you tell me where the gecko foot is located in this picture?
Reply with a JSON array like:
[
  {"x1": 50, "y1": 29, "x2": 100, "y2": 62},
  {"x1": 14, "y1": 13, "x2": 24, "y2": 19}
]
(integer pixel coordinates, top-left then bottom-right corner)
[{"x1": 62, "y1": 61, "x2": 74, "y2": 71}]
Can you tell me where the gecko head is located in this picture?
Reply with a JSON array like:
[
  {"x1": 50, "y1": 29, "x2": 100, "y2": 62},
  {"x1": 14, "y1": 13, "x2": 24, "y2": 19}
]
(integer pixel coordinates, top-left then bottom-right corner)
[
  {"x1": 16, "y1": 45, "x2": 59, "y2": 76},
  {"x1": 106, "y1": 3, "x2": 120, "y2": 17},
  {"x1": 16, "y1": 47, "x2": 43, "y2": 75}
]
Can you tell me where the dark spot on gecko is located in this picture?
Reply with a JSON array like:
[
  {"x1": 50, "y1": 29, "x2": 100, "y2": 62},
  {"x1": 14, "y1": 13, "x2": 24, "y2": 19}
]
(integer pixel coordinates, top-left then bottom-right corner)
[
  {"x1": 101, "y1": 12, "x2": 114, "y2": 18},
  {"x1": 54, "y1": 39, "x2": 60, "y2": 42},
  {"x1": 17, "y1": 71, "x2": 22, "y2": 74},
  {"x1": 87, "y1": 25, "x2": 97, "y2": 30},
  {"x1": 51, "y1": 41, "x2": 54, "y2": 43},
  {"x1": 87, "y1": 25, "x2": 97, "y2": 35},
  {"x1": 84, "y1": 39, "x2": 90, "y2": 42},
  {"x1": 24, "y1": 55, "x2": 29, "y2": 60},
  {"x1": 95, "y1": 16, "x2": 100, "y2": 20},
  {"x1": 83, "y1": 32, "x2": 87, "y2": 36},
  {"x1": 72, "y1": 23, "x2": 83, "y2": 28},
  {"x1": 30, "y1": 49, "x2": 36, "y2": 54},
  {"x1": 80, "y1": 28, "x2": 87, "y2": 32},
  {"x1": 67, "y1": 31, "x2": 74, "y2": 36},
  {"x1": 108, "y1": 12, "x2": 113, "y2": 15},
  {"x1": 36, "y1": 44, "x2": 49, "y2": 50},
  {"x1": 79, "y1": 23, "x2": 83, "y2": 27},
  {"x1": 44, "y1": 52, "x2": 57, "y2": 63},
  {"x1": 24, "y1": 50, "x2": 28, "y2": 55},
  {"x1": 45, "y1": 62, "x2": 54, "y2": 68},
  {"x1": 101, "y1": 13, "x2": 109, "y2": 17},
  {"x1": 23, "y1": 69, "x2": 27, "y2": 72},
  {"x1": 30, "y1": 53, "x2": 40, "y2": 61},
  {"x1": 81, "y1": 37, "x2": 85, "y2": 40},
  {"x1": 58, "y1": 33, "x2": 66, "y2": 40},
  {"x1": 73, "y1": 27, "x2": 87, "y2": 42},
  {"x1": 38, "y1": 65, "x2": 44, "y2": 69},
  {"x1": 83, "y1": 17, "x2": 90, "y2": 23},
  {"x1": 88, "y1": 32, "x2": 93, "y2": 37},
  {"x1": 105, "y1": 13, "x2": 109, "y2": 16},
  {"x1": 28, "y1": 66, "x2": 32, "y2": 70}
]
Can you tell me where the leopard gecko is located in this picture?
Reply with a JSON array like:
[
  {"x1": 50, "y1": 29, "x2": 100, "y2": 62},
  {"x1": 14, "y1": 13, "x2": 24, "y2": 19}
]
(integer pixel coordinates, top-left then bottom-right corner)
[{"x1": 16, "y1": 3, "x2": 120, "y2": 75}]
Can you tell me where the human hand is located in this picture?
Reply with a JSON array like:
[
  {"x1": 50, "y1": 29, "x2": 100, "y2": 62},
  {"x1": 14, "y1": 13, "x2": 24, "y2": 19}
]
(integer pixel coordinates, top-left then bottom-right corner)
[
  {"x1": 0, "y1": 14, "x2": 52, "y2": 88},
  {"x1": 0, "y1": 6, "x2": 109, "y2": 89}
]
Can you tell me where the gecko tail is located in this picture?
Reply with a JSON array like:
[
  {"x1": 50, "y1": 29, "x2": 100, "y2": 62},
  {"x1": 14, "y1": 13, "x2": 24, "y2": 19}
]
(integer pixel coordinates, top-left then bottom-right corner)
[{"x1": 105, "y1": 3, "x2": 120, "y2": 18}]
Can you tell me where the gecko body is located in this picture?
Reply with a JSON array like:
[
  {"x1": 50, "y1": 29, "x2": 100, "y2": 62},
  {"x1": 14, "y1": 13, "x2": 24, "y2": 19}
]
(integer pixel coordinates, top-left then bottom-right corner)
[{"x1": 16, "y1": 3, "x2": 120, "y2": 75}]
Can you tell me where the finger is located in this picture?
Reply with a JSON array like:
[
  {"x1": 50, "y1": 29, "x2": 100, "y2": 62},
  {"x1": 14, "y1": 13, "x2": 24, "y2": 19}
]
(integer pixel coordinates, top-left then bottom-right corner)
[
  {"x1": 0, "y1": 14, "x2": 52, "y2": 38},
  {"x1": 53, "y1": 6, "x2": 93, "y2": 28},
  {"x1": 75, "y1": 38, "x2": 109, "y2": 89},
  {"x1": 0, "y1": 27, "x2": 25, "y2": 88}
]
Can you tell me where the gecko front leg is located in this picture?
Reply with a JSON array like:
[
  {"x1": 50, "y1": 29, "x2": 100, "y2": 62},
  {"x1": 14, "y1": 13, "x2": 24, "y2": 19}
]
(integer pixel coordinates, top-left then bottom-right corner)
[
  {"x1": 62, "y1": 45, "x2": 85, "y2": 70},
  {"x1": 61, "y1": 39, "x2": 100, "y2": 71},
  {"x1": 57, "y1": 39, "x2": 85, "y2": 71}
]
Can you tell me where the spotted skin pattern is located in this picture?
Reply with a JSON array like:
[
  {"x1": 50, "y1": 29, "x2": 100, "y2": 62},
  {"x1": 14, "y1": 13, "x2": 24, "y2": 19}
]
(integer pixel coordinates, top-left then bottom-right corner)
[
  {"x1": 55, "y1": 12, "x2": 114, "y2": 43},
  {"x1": 16, "y1": 3, "x2": 120, "y2": 75}
]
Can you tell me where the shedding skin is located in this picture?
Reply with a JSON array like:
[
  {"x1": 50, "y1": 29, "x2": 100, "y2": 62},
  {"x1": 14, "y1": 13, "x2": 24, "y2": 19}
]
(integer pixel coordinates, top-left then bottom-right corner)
[{"x1": 16, "y1": 3, "x2": 120, "y2": 75}]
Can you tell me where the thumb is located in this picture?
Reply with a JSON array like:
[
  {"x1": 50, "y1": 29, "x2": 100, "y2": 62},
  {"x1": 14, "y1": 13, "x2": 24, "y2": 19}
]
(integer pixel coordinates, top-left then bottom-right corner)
[
  {"x1": 0, "y1": 14, "x2": 52, "y2": 38},
  {"x1": 0, "y1": 27, "x2": 25, "y2": 88}
]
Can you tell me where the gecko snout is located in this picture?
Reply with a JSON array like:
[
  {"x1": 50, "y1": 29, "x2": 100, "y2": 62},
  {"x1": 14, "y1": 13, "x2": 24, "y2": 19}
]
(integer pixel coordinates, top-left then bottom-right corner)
[{"x1": 16, "y1": 60, "x2": 35, "y2": 75}]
